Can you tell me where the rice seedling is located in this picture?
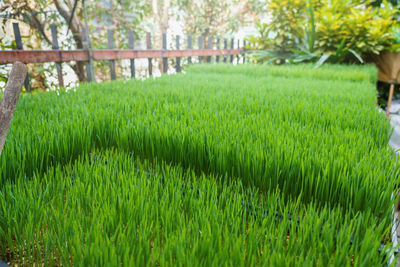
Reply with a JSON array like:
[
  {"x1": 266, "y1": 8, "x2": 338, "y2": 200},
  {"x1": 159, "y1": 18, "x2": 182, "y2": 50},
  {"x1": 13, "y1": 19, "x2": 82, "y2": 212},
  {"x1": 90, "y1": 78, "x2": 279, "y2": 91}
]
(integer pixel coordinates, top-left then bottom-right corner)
[{"x1": 0, "y1": 63, "x2": 398, "y2": 265}]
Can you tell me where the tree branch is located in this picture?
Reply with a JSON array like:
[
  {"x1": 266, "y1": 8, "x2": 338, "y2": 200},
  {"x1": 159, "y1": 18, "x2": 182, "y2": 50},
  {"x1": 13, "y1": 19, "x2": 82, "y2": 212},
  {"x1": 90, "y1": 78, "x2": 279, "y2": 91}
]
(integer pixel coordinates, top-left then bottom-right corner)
[
  {"x1": 30, "y1": 12, "x2": 52, "y2": 45},
  {"x1": 54, "y1": 0, "x2": 82, "y2": 48}
]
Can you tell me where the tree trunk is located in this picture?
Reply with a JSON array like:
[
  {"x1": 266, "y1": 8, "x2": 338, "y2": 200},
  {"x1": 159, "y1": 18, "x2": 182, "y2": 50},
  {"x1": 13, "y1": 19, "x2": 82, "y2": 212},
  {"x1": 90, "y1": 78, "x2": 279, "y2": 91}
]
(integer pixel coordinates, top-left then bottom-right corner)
[
  {"x1": 54, "y1": 0, "x2": 87, "y2": 82},
  {"x1": 153, "y1": 0, "x2": 170, "y2": 73}
]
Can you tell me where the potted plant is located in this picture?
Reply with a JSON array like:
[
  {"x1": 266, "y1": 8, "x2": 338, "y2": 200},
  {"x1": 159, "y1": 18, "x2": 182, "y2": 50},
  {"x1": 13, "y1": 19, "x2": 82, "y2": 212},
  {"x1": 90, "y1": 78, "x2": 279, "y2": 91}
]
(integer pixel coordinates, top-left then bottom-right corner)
[{"x1": 371, "y1": 26, "x2": 400, "y2": 117}]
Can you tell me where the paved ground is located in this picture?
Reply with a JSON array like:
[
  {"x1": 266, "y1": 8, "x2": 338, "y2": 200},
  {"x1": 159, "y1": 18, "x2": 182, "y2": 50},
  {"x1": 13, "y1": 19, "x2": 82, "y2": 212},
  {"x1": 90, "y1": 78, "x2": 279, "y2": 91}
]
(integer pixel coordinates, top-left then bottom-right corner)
[
  {"x1": 389, "y1": 101, "x2": 400, "y2": 153},
  {"x1": 387, "y1": 100, "x2": 400, "y2": 266},
  {"x1": 396, "y1": 211, "x2": 400, "y2": 267}
]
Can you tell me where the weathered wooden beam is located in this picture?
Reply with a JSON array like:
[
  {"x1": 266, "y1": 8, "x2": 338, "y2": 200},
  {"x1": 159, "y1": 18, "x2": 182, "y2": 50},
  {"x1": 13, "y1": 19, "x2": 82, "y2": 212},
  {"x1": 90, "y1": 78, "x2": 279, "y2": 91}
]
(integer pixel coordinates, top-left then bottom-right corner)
[
  {"x1": 93, "y1": 49, "x2": 241, "y2": 59},
  {"x1": 0, "y1": 49, "x2": 243, "y2": 64},
  {"x1": 0, "y1": 62, "x2": 27, "y2": 155},
  {"x1": 0, "y1": 50, "x2": 88, "y2": 64}
]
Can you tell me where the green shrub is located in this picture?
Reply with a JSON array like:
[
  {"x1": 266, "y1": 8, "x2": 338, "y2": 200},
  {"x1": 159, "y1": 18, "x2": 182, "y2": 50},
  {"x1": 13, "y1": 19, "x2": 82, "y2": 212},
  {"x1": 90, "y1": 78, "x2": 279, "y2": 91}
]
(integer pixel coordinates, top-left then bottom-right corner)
[{"x1": 247, "y1": 0, "x2": 400, "y2": 64}]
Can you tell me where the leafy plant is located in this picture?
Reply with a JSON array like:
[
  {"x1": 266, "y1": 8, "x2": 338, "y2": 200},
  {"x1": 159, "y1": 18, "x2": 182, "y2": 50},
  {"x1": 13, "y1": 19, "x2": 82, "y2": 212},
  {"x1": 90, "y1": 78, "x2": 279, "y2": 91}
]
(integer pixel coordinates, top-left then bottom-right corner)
[{"x1": 247, "y1": 0, "x2": 400, "y2": 64}]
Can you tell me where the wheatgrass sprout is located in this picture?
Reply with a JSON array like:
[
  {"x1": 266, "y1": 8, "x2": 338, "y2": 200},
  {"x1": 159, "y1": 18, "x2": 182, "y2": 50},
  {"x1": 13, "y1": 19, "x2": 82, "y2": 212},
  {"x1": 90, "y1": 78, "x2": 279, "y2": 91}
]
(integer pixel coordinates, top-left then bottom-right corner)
[
  {"x1": 0, "y1": 150, "x2": 393, "y2": 265},
  {"x1": 0, "y1": 64, "x2": 398, "y2": 265}
]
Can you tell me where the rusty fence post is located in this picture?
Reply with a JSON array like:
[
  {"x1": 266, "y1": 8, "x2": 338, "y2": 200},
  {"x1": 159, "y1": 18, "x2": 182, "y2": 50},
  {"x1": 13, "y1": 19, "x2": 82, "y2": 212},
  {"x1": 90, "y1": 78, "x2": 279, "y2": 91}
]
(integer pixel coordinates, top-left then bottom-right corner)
[
  {"x1": 128, "y1": 30, "x2": 135, "y2": 78},
  {"x1": 50, "y1": 24, "x2": 64, "y2": 87},
  {"x1": 216, "y1": 38, "x2": 220, "y2": 63},
  {"x1": 187, "y1": 35, "x2": 192, "y2": 64},
  {"x1": 162, "y1": 33, "x2": 168, "y2": 73},
  {"x1": 147, "y1": 32, "x2": 152, "y2": 77},
  {"x1": 230, "y1": 38, "x2": 234, "y2": 63},
  {"x1": 236, "y1": 39, "x2": 240, "y2": 64},
  {"x1": 237, "y1": 39, "x2": 240, "y2": 63},
  {"x1": 82, "y1": 27, "x2": 95, "y2": 82},
  {"x1": 223, "y1": 39, "x2": 228, "y2": 63},
  {"x1": 243, "y1": 40, "x2": 246, "y2": 64},
  {"x1": 176, "y1": 35, "x2": 181, "y2": 73},
  {"x1": 107, "y1": 29, "x2": 116, "y2": 80},
  {"x1": 207, "y1": 36, "x2": 212, "y2": 63},
  {"x1": 12, "y1": 23, "x2": 31, "y2": 92},
  {"x1": 198, "y1": 36, "x2": 203, "y2": 63}
]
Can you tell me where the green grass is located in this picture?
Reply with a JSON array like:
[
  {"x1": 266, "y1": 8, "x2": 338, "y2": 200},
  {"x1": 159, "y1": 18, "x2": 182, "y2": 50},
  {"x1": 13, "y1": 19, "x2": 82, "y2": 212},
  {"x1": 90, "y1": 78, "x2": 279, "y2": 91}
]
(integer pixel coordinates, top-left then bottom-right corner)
[
  {"x1": 0, "y1": 150, "x2": 392, "y2": 266},
  {"x1": 0, "y1": 63, "x2": 399, "y2": 265}
]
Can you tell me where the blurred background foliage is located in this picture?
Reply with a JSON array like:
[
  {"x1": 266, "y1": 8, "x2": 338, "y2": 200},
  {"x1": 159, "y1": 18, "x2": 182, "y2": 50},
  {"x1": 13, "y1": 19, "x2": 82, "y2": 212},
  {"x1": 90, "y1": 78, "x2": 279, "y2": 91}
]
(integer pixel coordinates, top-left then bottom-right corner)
[
  {"x1": 0, "y1": 0, "x2": 262, "y2": 90},
  {"x1": 2, "y1": 0, "x2": 400, "y2": 90},
  {"x1": 246, "y1": 0, "x2": 400, "y2": 65}
]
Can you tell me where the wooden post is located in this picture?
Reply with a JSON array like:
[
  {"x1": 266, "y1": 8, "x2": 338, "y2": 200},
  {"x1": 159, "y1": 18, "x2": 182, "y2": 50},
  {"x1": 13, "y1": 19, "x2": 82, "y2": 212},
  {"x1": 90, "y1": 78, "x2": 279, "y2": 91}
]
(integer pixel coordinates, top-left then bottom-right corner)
[
  {"x1": 223, "y1": 39, "x2": 228, "y2": 63},
  {"x1": 82, "y1": 27, "x2": 95, "y2": 82},
  {"x1": 50, "y1": 24, "x2": 64, "y2": 88},
  {"x1": 243, "y1": 40, "x2": 246, "y2": 64},
  {"x1": 216, "y1": 38, "x2": 220, "y2": 63},
  {"x1": 207, "y1": 36, "x2": 212, "y2": 63},
  {"x1": 107, "y1": 29, "x2": 116, "y2": 80},
  {"x1": 176, "y1": 35, "x2": 181, "y2": 73},
  {"x1": 162, "y1": 33, "x2": 168, "y2": 73},
  {"x1": 386, "y1": 83, "x2": 396, "y2": 118},
  {"x1": 198, "y1": 36, "x2": 203, "y2": 63},
  {"x1": 12, "y1": 23, "x2": 31, "y2": 92},
  {"x1": 128, "y1": 30, "x2": 135, "y2": 78},
  {"x1": 187, "y1": 35, "x2": 192, "y2": 64},
  {"x1": 147, "y1": 32, "x2": 152, "y2": 77},
  {"x1": 0, "y1": 62, "x2": 27, "y2": 155},
  {"x1": 230, "y1": 38, "x2": 234, "y2": 63}
]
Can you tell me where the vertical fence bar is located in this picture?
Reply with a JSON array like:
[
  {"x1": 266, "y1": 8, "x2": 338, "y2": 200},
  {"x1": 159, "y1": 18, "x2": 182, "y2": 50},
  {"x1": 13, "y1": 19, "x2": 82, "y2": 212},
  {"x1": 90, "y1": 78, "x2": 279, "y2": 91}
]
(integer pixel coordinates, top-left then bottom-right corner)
[
  {"x1": 243, "y1": 40, "x2": 246, "y2": 64},
  {"x1": 223, "y1": 39, "x2": 228, "y2": 63},
  {"x1": 237, "y1": 39, "x2": 240, "y2": 63},
  {"x1": 107, "y1": 29, "x2": 116, "y2": 80},
  {"x1": 82, "y1": 27, "x2": 95, "y2": 82},
  {"x1": 207, "y1": 36, "x2": 212, "y2": 63},
  {"x1": 128, "y1": 30, "x2": 135, "y2": 78},
  {"x1": 230, "y1": 38, "x2": 234, "y2": 63},
  {"x1": 176, "y1": 35, "x2": 181, "y2": 73},
  {"x1": 162, "y1": 33, "x2": 168, "y2": 73},
  {"x1": 12, "y1": 23, "x2": 31, "y2": 92},
  {"x1": 216, "y1": 38, "x2": 220, "y2": 63},
  {"x1": 50, "y1": 24, "x2": 64, "y2": 88},
  {"x1": 146, "y1": 32, "x2": 152, "y2": 77},
  {"x1": 187, "y1": 35, "x2": 192, "y2": 64},
  {"x1": 198, "y1": 36, "x2": 203, "y2": 63}
]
